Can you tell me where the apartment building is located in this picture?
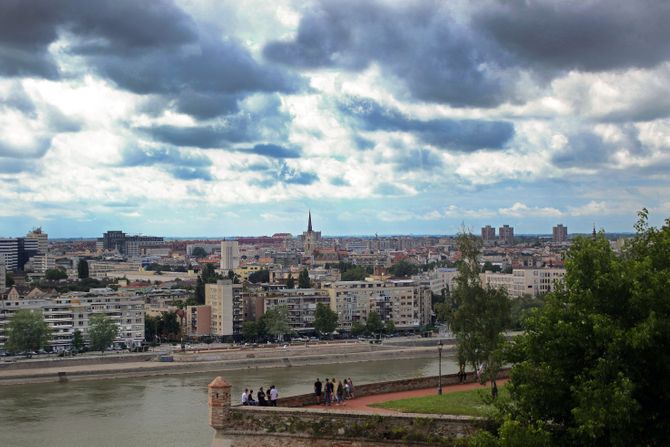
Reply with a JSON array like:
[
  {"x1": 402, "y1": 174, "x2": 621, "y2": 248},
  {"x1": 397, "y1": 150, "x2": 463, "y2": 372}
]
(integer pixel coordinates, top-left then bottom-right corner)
[
  {"x1": 220, "y1": 240, "x2": 240, "y2": 271},
  {"x1": 0, "y1": 259, "x2": 5, "y2": 293},
  {"x1": 257, "y1": 288, "x2": 331, "y2": 333},
  {"x1": 185, "y1": 305, "x2": 212, "y2": 337},
  {"x1": 326, "y1": 279, "x2": 432, "y2": 331},
  {"x1": 205, "y1": 280, "x2": 243, "y2": 337},
  {"x1": 480, "y1": 268, "x2": 566, "y2": 297},
  {"x1": 0, "y1": 289, "x2": 145, "y2": 350}
]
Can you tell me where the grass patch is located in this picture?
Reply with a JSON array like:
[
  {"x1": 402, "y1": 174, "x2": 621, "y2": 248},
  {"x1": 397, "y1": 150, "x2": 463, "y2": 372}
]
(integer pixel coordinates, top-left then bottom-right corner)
[{"x1": 370, "y1": 385, "x2": 507, "y2": 417}]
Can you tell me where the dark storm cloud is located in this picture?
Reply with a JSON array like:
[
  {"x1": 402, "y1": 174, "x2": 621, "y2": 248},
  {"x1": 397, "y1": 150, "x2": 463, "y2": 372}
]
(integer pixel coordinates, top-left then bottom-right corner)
[
  {"x1": 0, "y1": 0, "x2": 303, "y2": 119},
  {"x1": 265, "y1": 0, "x2": 670, "y2": 108},
  {"x1": 2, "y1": 84, "x2": 37, "y2": 116},
  {"x1": 552, "y1": 126, "x2": 646, "y2": 169},
  {"x1": 264, "y1": 0, "x2": 508, "y2": 107},
  {"x1": 340, "y1": 97, "x2": 514, "y2": 151},
  {"x1": 474, "y1": 0, "x2": 670, "y2": 74}
]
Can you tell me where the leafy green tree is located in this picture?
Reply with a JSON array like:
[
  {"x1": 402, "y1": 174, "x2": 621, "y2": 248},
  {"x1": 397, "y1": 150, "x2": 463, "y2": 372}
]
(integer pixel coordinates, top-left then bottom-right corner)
[
  {"x1": 350, "y1": 321, "x2": 366, "y2": 336},
  {"x1": 388, "y1": 260, "x2": 419, "y2": 277},
  {"x1": 500, "y1": 211, "x2": 670, "y2": 445},
  {"x1": 6, "y1": 272, "x2": 14, "y2": 287},
  {"x1": 201, "y1": 263, "x2": 220, "y2": 284},
  {"x1": 341, "y1": 265, "x2": 369, "y2": 281},
  {"x1": 365, "y1": 311, "x2": 384, "y2": 335},
  {"x1": 446, "y1": 230, "x2": 511, "y2": 396},
  {"x1": 248, "y1": 269, "x2": 270, "y2": 283},
  {"x1": 194, "y1": 276, "x2": 205, "y2": 305},
  {"x1": 191, "y1": 246, "x2": 208, "y2": 258},
  {"x1": 6, "y1": 309, "x2": 51, "y2": 356},
  {"x1": 241, "y1": 320, "x2": 259, "y2": 342},
  {"x1": 227, "y1": 270, "x2": 240, "y2": 284},
  {"x1": 88, "y1": 314, "x2": 119, "y2": 354},
  {"x1": 72, "y1": 329, "x2": 85, "y2": 352},
  {"x1": 481, "y1": 261, "x2": 501, "y2": 273},
  {"x1": 77, "y1": 259, "x2": 89, "y2": 279},
  {"x1": 384, "y1": 320, "x2": 396, "y2": 334},
  {"x1": 286, "y1": 273, "x2": 295, "y2": 289},
  {"x1": 509, "y1": 294, "x2": 546, "y2": 331},
  {"x1": 145, "y1": 315, "x2": 159, "y2": 343},
  {"x1": 313, "y1": 303, "x2": 338, "y2": 334},
  {"x1": 261, "y1": 306, "x2": 291, "y2": 341},
  {"x1": 159, "y1": 311, "x2": 181, "y2": 341},
  {"x1": 298, "y1": 268, "x2": 311, "y2": 288},
  {"x1": 45, "y1": 268, "x2": 67, "y2": 281}
]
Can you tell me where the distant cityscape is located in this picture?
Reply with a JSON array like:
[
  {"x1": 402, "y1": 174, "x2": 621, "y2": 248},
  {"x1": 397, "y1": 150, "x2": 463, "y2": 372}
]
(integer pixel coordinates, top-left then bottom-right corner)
[{"x1": 0, "y1": 212, "x2": 631, "y2": 352}]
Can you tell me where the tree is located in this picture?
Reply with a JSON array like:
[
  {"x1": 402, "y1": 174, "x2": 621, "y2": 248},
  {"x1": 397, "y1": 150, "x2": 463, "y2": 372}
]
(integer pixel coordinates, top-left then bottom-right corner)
[
  {"x1": 241, "y1": 320, "x2": 259, "y2": 342},
  {"x1": 145, "y1": 315, "x2": 159, "y2": 343},
  {"x1": 5, "y1": 309, "x2": 50, "y2": 356},
  {"x1": 227, "y1": 270, "x2": 240, "y2": 284},
  {"x1": 388, "y1": 260, "x2": 419, "y2": 277},
  {"x1": 72, "y1": 329, "x2": 85, "y2": 352},
  {"x1": 6, "y1": 272, "x2": 14, "y2": 287},
  {"x1": 314, "y1": 303, "x2": 338, "y2": 334},
  {"x1": 77, "y1": 259, "x2": 89, "y2": 279},
  {"x1": 191, "y1": 246, "x2": 208, "y2": 258},
  {"x1": 248, "y1": 269, "x2": 270, "y2": 283},
  {"x1": 88, "y1": 314, "x2": 119, "y2": 354},
  {"x1": 45, "y1": 268, "x2": 67, "y2": 281},
  {"x1": 384, "y1": 320, "x2": 396, "y2": 334},
  {"x1": 445, "y1": 230, "x2": 511, "y2": 397},
  {"x1": 201, "y1": 263, "x2": 220, "y2": 284},
  {"x1": 350, "y1": 321, "x2": 366, "y2": 336},
  {"x1": 341, "y1": 265, "x2": 368, "y2": 281},
  {"x1": 159, "y1": 311, "x2": 181, "y2": 341},
  {"x1": 286, "y1": 273, "x2": 295, "y2": 289},
  {"x1": 500, "y1": 211, "x2": 670, "y2": 445},
  {"x1": 365, "y1": 311, "x2": 384, "y2": 335},
  {"x1": 194, "y1": 276, "x2": 205, "y2": 305},
  {"x1": 261, "y1": 306, "x2": 291, "y2": 341},
  {"x1": 298, "y1": 268, "x2": 311, "y2": 288}
]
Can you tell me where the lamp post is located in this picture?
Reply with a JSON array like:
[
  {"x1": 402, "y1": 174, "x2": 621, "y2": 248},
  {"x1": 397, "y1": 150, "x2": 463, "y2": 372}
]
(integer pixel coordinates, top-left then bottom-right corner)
[{"x1": 437, "y1": 340, "x2": 443, "y2": 395}]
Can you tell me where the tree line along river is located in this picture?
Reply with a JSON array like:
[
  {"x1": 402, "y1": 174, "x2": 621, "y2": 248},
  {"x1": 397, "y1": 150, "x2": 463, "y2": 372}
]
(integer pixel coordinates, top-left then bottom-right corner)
[{"x1": 0, "y1": 356, "x2": 457, "y2": 447}]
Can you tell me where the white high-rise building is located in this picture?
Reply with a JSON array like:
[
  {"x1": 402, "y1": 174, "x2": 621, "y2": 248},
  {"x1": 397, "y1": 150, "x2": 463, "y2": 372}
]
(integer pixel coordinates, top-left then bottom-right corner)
[
  {"x1": 0, "y1": 238, "x2": 18, "y2": 272},
  {"x1": 26, "y1": 228, "x2": 48, "y2": 254},
  {"x1": 0, "y1": 258, "x2": 6, "y2": 293},
  {"x1": 205, "y1": 280, "x2": 243, "y2": 336},
  {"x1": 220, "y1": 240, "x2": 240, "y2": 271}
]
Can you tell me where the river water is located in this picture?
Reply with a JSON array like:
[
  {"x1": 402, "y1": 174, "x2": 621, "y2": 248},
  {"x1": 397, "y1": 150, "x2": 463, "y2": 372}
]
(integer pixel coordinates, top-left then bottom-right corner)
[{"x1": 0, "y1": 356, "x2": 457, "y2": 447}]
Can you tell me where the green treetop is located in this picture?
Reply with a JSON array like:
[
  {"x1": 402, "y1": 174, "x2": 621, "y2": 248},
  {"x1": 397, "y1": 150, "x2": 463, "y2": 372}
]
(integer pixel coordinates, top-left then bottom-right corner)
[
  {"x1": 313, "y1": 302, "x2": 338, "y2": 335},
  {"x1": 6, "y1": 309, "x2": 51, "y2": 356},
  {"x1": 88, "y1": 314, "x2": 119, "y2": 354}
]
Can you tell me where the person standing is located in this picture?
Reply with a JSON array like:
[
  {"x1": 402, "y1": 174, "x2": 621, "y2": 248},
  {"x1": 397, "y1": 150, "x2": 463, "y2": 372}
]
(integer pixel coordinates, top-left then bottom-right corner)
[
  {"x1": 347, "y1": 378, "x2": 355, "y2": 399},
  {"x1": 336, "y1": 380, "x2": 345, "y2": 405},
  {"x1": 314, "y1": 378, "x2": 323, "y2": 404},
  {"x1": 257, "y1": 387, "x2": 267, "y2": 406},
  {"x1": 324, "y1": 378, "x2": 332, "y2": 406},
  {"x1": 269, "y1": 385, "x2": 279, "y2": 406}
]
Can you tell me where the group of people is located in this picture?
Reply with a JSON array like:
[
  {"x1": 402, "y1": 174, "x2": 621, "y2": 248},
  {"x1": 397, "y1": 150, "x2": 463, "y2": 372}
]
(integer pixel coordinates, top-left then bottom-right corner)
[
  {"x1": 241, "y1": 385, "x2": 278, "y2": 406},
  {"x1": 313, "y1": 377, "x2": 354, "y2": 406}
]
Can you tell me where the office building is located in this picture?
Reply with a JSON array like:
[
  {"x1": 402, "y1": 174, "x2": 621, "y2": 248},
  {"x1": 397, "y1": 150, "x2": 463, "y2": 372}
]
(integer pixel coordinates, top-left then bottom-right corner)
[
  {"x1": 220, "y1": 240, "x2": 240, "y2": 271},
  {"x1": 0, "y1": 258, "x2": 5, "y2": 293},
  {"x1": 480, "y1": 268, "x2": 566, "y2": 297},
  {"x1": 553, "y1": 224, "x2": 568, "y2": 243},
  {"x1": 0, "y1": 238, "x2": 19, "y2": 272},
  {"x1": 499, "y1": 225, "x2": 514, "y2": 244}
]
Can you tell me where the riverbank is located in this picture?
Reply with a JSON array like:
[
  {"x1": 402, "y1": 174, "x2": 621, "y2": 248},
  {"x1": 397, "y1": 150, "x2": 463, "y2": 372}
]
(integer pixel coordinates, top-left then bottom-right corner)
[{"x1": 0, "y1": 341, "x2": 456, "y2": 386}]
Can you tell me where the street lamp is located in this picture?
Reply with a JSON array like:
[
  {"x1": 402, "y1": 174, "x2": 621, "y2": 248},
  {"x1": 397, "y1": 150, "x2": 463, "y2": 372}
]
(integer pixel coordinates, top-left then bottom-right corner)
[{"x1": 437, "y1": 340, "x2": 443, "y2": 395}]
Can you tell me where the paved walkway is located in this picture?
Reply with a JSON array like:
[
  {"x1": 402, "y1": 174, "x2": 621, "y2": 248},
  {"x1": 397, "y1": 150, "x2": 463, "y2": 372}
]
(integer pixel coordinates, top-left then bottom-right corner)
[{"x1": 305, "y1": 380, "x2": 506, "y2": 414}]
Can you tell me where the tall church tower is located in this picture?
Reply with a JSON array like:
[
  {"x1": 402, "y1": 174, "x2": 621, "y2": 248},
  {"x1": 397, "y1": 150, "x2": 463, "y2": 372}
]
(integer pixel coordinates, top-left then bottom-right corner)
[{"x1": 302, "y1": 210, "x2": 321, "y2": 256}]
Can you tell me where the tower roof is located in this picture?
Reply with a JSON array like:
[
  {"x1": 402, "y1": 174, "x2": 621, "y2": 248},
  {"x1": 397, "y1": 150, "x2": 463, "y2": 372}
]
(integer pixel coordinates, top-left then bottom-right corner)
[{"x1": 308, "y1": 210, "x2": 313, "y2": 232}]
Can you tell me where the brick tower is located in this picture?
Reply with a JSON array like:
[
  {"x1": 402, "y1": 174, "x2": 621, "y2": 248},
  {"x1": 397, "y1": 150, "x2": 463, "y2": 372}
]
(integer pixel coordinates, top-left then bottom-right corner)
[{"x1": 208, "y1": 376, "x2": 231, "y2": 429}]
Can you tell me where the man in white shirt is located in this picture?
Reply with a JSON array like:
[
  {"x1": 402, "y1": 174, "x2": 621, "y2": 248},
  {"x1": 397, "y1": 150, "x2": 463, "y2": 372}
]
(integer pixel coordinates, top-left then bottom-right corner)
[
  {"x1": 241, "y1": 388, "x2": 249, "y2": 405},
  {"x1": 269, "y1": 385, "x2": 278, "y2": 406}
]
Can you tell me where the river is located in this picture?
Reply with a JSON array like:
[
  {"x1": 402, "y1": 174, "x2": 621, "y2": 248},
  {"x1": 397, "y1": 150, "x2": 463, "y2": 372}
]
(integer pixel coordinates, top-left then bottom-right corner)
[{"x1": 0, "y1": 356, "x2": 457, "y2": 447}]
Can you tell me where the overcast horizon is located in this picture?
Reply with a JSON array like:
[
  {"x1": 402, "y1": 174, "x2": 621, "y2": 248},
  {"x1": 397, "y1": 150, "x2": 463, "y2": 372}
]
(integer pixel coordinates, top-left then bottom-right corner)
[{"x1": 1, "y1": 0, "x2": 669, "y2": 238}]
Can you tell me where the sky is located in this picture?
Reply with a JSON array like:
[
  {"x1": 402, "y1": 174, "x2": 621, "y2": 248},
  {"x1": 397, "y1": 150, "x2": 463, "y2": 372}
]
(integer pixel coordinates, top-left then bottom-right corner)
[{"x1": 1, "y1": 0, "x2": 669, "y2": 238}]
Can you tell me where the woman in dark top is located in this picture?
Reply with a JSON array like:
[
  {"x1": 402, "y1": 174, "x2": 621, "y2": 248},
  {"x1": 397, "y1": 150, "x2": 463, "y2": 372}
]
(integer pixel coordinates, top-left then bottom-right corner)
[{"x1": 257, "y1": 387, "x2": 267, "y2": 406}]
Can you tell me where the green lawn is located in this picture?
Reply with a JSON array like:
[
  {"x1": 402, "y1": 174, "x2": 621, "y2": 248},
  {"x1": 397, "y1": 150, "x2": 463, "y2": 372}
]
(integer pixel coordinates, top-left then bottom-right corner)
[{"x1": 370, "y1": 385, "x2": 507, "y2": 417}]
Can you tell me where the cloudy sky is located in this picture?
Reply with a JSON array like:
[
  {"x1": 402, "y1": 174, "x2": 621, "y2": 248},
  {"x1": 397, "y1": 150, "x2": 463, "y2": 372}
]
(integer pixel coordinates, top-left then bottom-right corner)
[{"x1": 1, "y1": 0, "x2": 669, "y2": 237}]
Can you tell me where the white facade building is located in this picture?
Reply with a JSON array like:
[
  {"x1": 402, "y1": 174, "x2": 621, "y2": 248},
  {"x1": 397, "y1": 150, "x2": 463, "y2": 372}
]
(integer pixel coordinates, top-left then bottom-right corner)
[
  {"x1": 206, "y1": 280, "x2": 243, "y2": 337},
  {"x1": 480, "y1": 268, "x2": 566, "y2": 297},
  {"x1": 220, "y1": 240, "x2": 240, "y2": 271}
]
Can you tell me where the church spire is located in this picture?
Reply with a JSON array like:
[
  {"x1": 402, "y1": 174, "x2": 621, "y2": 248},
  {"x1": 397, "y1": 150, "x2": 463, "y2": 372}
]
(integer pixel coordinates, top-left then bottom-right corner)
[{"x1": 308, "y1": 210, "x2": 313, "y2": 233}]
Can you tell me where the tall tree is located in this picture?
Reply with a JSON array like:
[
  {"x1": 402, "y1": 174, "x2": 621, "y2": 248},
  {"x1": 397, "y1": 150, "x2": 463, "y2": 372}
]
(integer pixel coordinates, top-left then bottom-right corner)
[
  {"x1": 313, "y1": 303, "x2": 338, "y2": 334},
  {"x1": 298, "y1": 268, "x2": 311, "y2": 288},
  {"x1": 241, "y1": 320, "x2": 259, "y2": 342},
  {"x1": 5, "y1": 309, "x2": 51, "y2": 356},
  {"x1": 286, "y1": 273, "x2": 295, "y2": 289},
  {"x1": 445, "y1": 230, "x2": 511, "y2": 396},
  {"x1": 365, "y1": 311, "x2": 384, "y2": 335},
  {"x1": 77, "y1": 258, "x2": 89, "y2": 279},
  {"x1": 500, "y1": 211, "x2": 670, "y2": 445},
  {"x1": 159, "y1": 311, "x2": 181, "y2": 341},
  {"x1": 388, "y1": 260, "x2": 419, "y2": 277},
  {"x1": 261, "y1": 306, "x2": 291, "y2": 341},
  {"x1": 45, "y1": 268, "x2": 67, "y2": 281},
  {"x1": 72, "y1": 329, "x2": 85, "y2": 352},
  {"x1": 248, "y1": 269, "x2": 270, "y2": 283},
  {"x1": 194, "y1": 276, "x2": 205, "y2": 305},
  {"x1": 88, "y1": 314, "x2": 119, "y2": 354},
  {"x1": 191, "y1": 246, "x2": 208, "y2": 258}
]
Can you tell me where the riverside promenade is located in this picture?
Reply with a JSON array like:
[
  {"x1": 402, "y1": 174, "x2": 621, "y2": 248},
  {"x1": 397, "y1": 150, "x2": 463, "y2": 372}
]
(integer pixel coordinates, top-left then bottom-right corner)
[{"x1": 0, "y1": 339, "x2": 455, "y2": 385}]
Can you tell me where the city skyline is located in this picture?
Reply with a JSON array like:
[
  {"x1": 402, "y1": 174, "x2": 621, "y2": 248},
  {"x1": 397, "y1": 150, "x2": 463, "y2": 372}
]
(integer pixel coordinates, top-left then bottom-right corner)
[{"x1": 1, "y1": 1, "x2": 669, "y2": 237}]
